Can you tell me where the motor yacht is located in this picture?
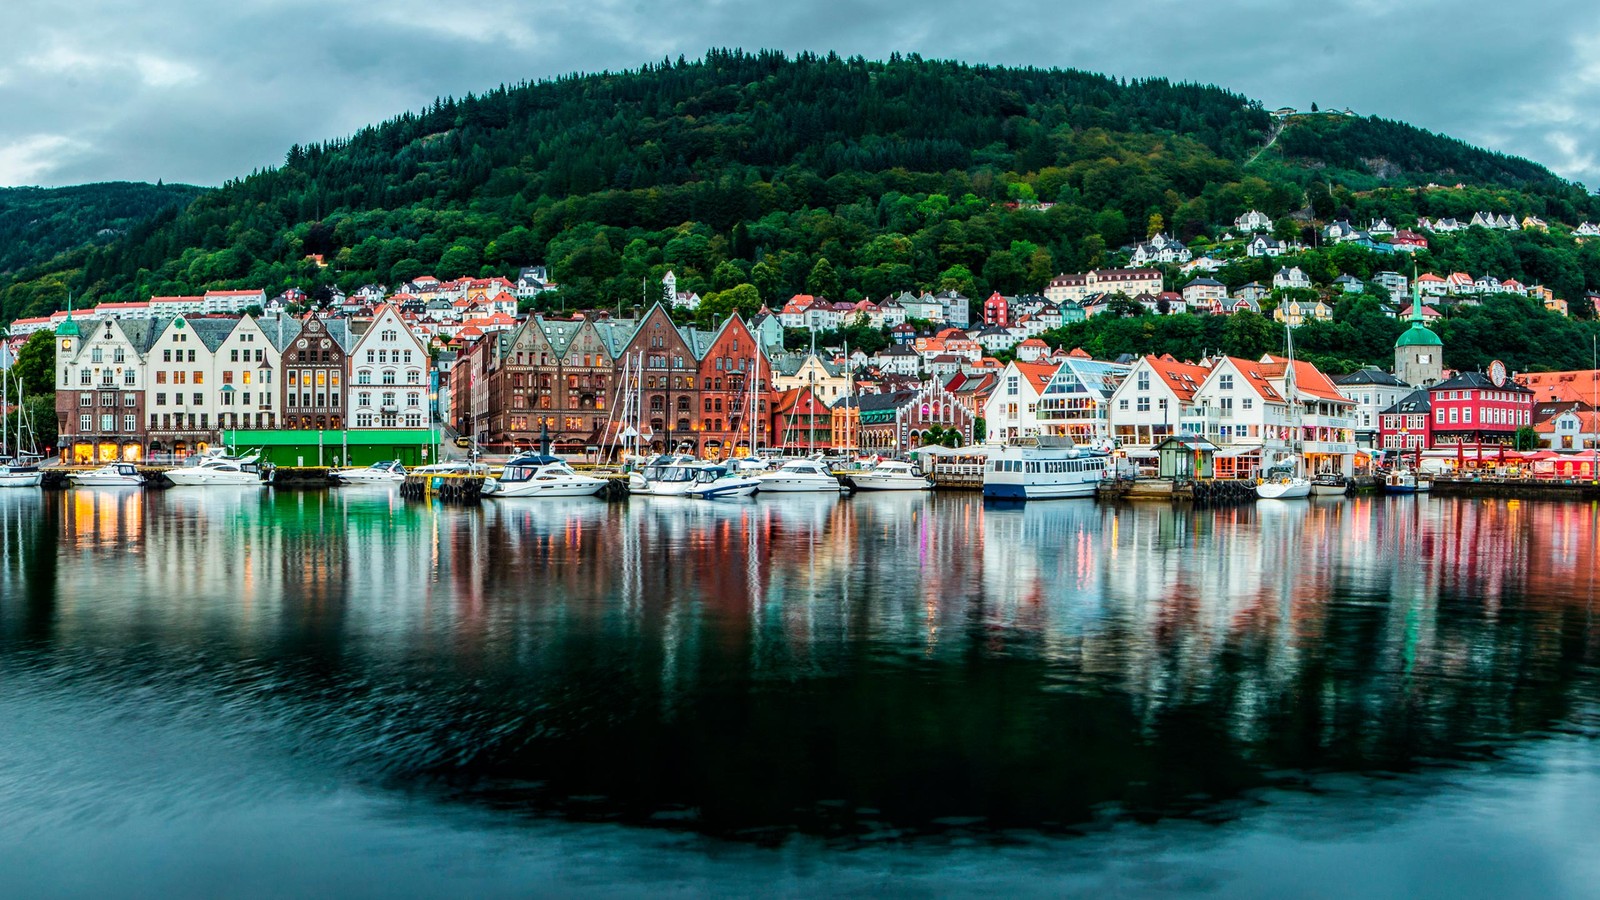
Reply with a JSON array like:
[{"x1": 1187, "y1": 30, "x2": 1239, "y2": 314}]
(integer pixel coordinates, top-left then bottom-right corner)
[
  {"x1": 682, "y1": 464, "x2": 761, "y2": 499},
  {"x1": 755, "y1": 458, "x2": 844, "y2": 493},
  {"x1": 69, "y1": 463, "x2": 144, "y2": 487},
  {"x1": 165, "y1": 450, "x2": 265, "y2": 487},
  {"x1": 843, "y1": 459, "x2": 933, "y2": 492},
  {"x1": 484, "y1": 455, "x2": 607, "y2": 498},
  {"x1": 334, "y1": 460, "x2": 407, "y2": 484}
]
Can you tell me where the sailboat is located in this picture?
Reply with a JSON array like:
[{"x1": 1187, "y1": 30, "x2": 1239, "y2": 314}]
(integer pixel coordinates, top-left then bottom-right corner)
[
  {"x1": 1256, "y1": 327, "x2": 1311, "y2": 500},
  {"x1": 0, "y1": 358, "x2": 43, "y2": 488}
]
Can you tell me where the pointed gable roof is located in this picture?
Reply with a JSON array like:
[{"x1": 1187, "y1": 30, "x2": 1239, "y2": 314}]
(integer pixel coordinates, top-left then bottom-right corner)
[{"x1": 1143, "y1": 354, "x2": 1212, "y2": 402}]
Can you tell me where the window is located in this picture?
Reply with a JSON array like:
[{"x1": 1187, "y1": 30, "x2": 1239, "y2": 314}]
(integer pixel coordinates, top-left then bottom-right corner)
[
  {"x1": 382, "y1": 370, "x2": 396, "y2": 385},
  {"x1": 79, "y1": 394, "x2": 93, "y2": 407},
  {"x1": 407, "y1": 392, "x2": 420, "y2": 408},
  {"x1": 193, "y1": 371, "x2": 204, "y2": 385},
  {"x1": 80, "y1": 414, "x2": 92, "y2": 433},
  {"x1": 80, "y1": 369, "x2": 92, "y2": 385},
  {"x1": 1242, "y1": 398, "x2": 1253, "y2": 410},
  {"x1": 124, "y1": 370, "x2": 136, "y2": 386},
  {"x1": 358, "y1": 392, "x2": 371, "y2": 407},
  {"x1": 123, "y1": 394, "x2": 137, "y2": 407},
  {"x1": 1219, "y1": 374, "x2": 1234, "y2": 390},
  {"x1": 223, "y1": 371, "x2": 234, "y2": 385},
  {"x1": 91, "y1": 347, "x2": 103, "y2": 363},
  {"x1": 1137, "y1": 397, "x2": 1151, "y2": 412},
  {"x1": 358, "y1": 370, "x2": 371, "y2": 384},
  {"x1": 1118, "y1": 399, "x2": 1129, "y2": 410},
  {"x1": 187, "y1": 350, "x2": 195, "y2": 363},
  {"x1": 163, "y1": 349, "x2": 172, "y2": 362},
  {"x1": 1136, "y1": 371, "x2": 1150, "y2": 391},
  {"x1": 1463, "y1": 408, "x2": 1471, "y2": 424},
  {"x1": 100, "y1": 414, "x2": 115, "y2": 432},
  {"x1": 193, "y1": 393, "x2": 202, "y2": 406},
  {"x1": 231, "y1": 349, "x2": 239, "y2": 362},
  {"x1": 123, "y1": 414, "x2": 136, "y2": 432},
  {"x1": 406, "y1": 371, "x2": 420, "y2": 385}
]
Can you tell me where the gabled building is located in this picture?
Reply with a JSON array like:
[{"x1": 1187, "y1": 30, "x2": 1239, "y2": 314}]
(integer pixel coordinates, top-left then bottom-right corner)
[
  {"x1": 1427, "y1": 370, "x2": 1533, "y2": 446},
  {"x1": 1044, "y1": 268, "x2": 1162, "y2": 305},
  {"x1": 1033, "y1": 356, "x2": 1131, "y2": 444},
  {"x1": 347, "y1": 305, "x2": 428, "y2": 429},
  {"x1": 1234, "y1": 210, "x2": 1274, "y2": 233},
  {"x1": 1272, "y1": 266, "x2": 1312, "y2": 291},
  {"x1": 1108, "y1": 354, "x2": 1211, "y2": 451},
  {"x1": 1378, "y1": 390, "x2": 1432, "y2": 451},
  {"x1": 277, "y1": 314, "x2": 353, "y2": 432},
  {"x1": 1335, "y1": 367, "x2": 1410, "y2": 446},
  {"x1": 982, "y1": 361, "x2": 1058, "y2": 442}
]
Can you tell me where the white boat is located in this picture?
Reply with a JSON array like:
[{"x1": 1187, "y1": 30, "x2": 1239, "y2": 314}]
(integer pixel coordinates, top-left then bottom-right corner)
[
  {"x1": 334, "y1": 460, "x2": 407, "y2": 484},
  {"x1": 0, "y1": 459, "x2": 42, "y2": 488},
  {"x1": 166, "y1": 450, "x2": 266, "y2": 487},
  {"x1": 1255, "y1": 473, "x2": 1312, "y2": 500},
  {"x1": 69, "y1": 463, "x2": 144, "y2": 486},
  {"x1": 756, "y1": 458, "x2": 844, "y2": 493},
  {"x1": 682, "y1": 464, "x2": 761, "y2": 499},
  {"x1": 982, "y1": 441, "x2": 1108, "y2": 501},
  {"x1": 1310, "y1": 474, "x2": 1349, "y2": 496},
  {"x1": 1383, "y1": 469, "x2": 1432, "y2": 495},
  {"x1": 843, "y1": 460, "x2": 933, "y2": 492},
  {"x1": 484, "y1": 456, "x2": 607, "y2": 498},
  {"x1": 628, "y1": 455, "x2": 707, "y2": 497}
]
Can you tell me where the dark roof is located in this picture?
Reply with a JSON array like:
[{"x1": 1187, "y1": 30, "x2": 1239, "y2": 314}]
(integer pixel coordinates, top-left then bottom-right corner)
[
  {"x1": 1381, "y1": 389, "x2": 1432, "y2": 415},
  {"x1": 1335, "y1": 367, "x2": 1406, "y2": 387},
  {"x1": 1430, "y1": 371, "x2": 1533, "y2": 394}
]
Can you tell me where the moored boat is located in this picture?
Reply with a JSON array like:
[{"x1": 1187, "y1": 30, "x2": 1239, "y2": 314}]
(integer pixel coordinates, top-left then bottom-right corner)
[
  {"x1": 682, "y1": 464, "x2": 761, "y2": 499},
  {"x1": 0, "y1": 459, "x2": 43, "y2": 488},
  {"x1": 627, "y1": 454, "x2": 704, "y2": 497},
  {"x1": 165, "y1": 450, "x2": 265, "y2": 487},
  {"x1": 982, "y1": 440, "x2": 1108, "y2": 501},
  {"x1": 843, "y1": 459, "x2": 933, "y2": 492},
  {"x1": 334, "y1": 460, "x2": 407, "y2": 484},
  {"x1": 1310, "y1": 474, "x2": 1349, "y2": 496},
  {"x1": 1256, "y1": 472, "x2": 1312, "y2": 500},
  {"x1": 483, "y1": 456, "x2": 607, "y2": 498},
  {"x1": 755, "y1": 458, "x2": 844, "y2": 493},
  {"x1": 69, "y1": 463, "x2": 144, "y2": 487}
]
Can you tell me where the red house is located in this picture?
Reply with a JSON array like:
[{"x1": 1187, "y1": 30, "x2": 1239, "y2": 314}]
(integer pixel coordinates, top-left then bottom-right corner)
[
  {"x1": 1378, "y1": 389, "x2": 1432, "y2": 451},
  {"x1": 770, "y1": 386, "x2": 832, "y2": 451},
  {"x1": 982, "y1": 292, "x2": 1010, "y2": 327},
  {"x1": 1427, "y1": 369, "x2": 1533, "y2": 446}
]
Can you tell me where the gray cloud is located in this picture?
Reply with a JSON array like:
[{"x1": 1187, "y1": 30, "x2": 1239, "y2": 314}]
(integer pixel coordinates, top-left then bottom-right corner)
[{"x1": 0, "y1": 0, "x2": 1596, "y2": 189}]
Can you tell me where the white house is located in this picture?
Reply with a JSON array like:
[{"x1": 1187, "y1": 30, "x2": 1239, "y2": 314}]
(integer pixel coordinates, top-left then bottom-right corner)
[
  {"x1": 1247, "y1": 235, "x2": 1287, "y2": 258},
  {"x1": 983, "y1": 361, "x2": 1059, "y2": 442},
  {"x1": 1333, "y1": 274, "x2": 1365, "y2": 294},
  {"x1": 1334, "y1": 367, "x2": 1410, "y2": 446},
  {"x1": 1107, "y1": 354, "x2": 1211, "y2": 451},
  {"x1": 1181, "y1": 277, "x2": 1228, "y2": 312},
  {"x1": 1235, "y1": 210, "x2": 1274, "y2": 232},
  {"x1": 348, "y1": 305, "x2": 431, "y2": 429},
  {"x1": 1187, "y1": 355, "x2": 1356, "y2": 478},
  {"x1": 1272, "y1": 266, "x2": 1312, "y2": 291}
]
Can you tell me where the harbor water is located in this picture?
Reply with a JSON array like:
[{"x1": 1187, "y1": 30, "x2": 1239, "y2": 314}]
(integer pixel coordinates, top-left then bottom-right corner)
[{"x1": 1, "y1": 488, "x2": 1597, "y2": 897}]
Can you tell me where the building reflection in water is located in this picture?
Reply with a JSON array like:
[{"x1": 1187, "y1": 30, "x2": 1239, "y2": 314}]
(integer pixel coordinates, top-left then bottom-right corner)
[{"x1": 0, "y1": 487, "x2": 1596, "y2": 839}]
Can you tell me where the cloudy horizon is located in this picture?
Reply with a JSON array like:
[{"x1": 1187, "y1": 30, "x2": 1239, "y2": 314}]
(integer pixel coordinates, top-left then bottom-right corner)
[{"x1": 2, "y1": 0, "x2": 1596, "y2": 191}]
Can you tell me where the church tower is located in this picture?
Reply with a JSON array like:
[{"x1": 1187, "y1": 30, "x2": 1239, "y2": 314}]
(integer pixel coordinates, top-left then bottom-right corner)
[{"x1": 1395, "y1": 279, "x2": 1442, "y2": 386}]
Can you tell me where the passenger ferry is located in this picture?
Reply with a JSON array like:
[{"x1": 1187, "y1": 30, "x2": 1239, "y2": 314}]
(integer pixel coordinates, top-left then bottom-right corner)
[{"x1": 981, "y1": 438, "x2": 1110, "y2": 500}]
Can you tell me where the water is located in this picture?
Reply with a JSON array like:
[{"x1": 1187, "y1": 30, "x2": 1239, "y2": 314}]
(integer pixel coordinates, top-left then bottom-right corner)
[{"x1": 1, "y1": 488, "x2": 1597, "y2": 897}]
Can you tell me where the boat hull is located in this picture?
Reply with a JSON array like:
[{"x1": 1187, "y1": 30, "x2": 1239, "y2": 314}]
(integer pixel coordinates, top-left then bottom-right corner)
[
  {"x1": 982, "y1": 480, "x2": 1097, "y2": 500},
  {"x1": 69, "y1": 475, "x2": 142, "y2": 486},
  {"x1": 1310, "y1": 483, "x2": 1348, "y2": 496},
  {"x1": 844, "y1": 475, "x2": 931, "y2": 491},
  {"x1": 166, "y1": 472, "x2": 263, "y2": 486},
  {"x1": 755, "y1": 476, "x2": 843, "y2": 493},
  {"x1": 487, "y1": 479, "x2": 607, "y2": 498},
  {"x1": 0, "y1": 470, "x2": 43, "y2": 488},
  {"x1": 1255, "y1": 480, "x2": 1311, "y2": 500},
  {"x1": 1381, "y1": 484, "x2": 1418, "y2": 495}
]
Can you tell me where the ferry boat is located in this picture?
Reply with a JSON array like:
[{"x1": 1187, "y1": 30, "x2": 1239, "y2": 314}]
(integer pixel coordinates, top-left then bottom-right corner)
[
  {"x1": 483, "y1": 455, "x2": 607, "y2": 498},
  {"x1": 843, "y1": 460, "x2": 933, "y2": 492},
  {"x1": 755, "y1": 458, "x2": 844, "y2": 493},
  {"x1": 981, "y1": 440, "x2": 1109, "y2": 500},
  {"x1": 165, "y1": 449, "x2": 266, "y2": 487},
  {"x1": 69, "y1": 463, "x2": 144, "y2": 486}
]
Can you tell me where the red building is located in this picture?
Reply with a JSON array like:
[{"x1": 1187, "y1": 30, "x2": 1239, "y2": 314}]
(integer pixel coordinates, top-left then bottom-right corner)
[
  {"x1": 1427, "y1": 369, "x2": 1533, "y2": 446},
  {"x1": 771, "y1": 386, "x2": 832, "y2": 451},
  {"x1": 982, "y1": 292, "x2": 1009, "y2": 327},
  {"x1": 1378, "y1": 389, "x2": 1432, "y2": 450},
  {"x1": 695, "y1": 314, "x2": 772, "y2": 459}
]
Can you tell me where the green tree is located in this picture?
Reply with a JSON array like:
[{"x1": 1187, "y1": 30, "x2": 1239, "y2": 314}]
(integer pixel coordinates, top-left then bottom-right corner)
[
  {"x1": 695, "y1": 283, "x2": 763, "y2": 327},
  {"x1": 10, "y1": 331, "x2": 55, "y2": 397},
  {"x1": 806, "y1": 257, "x2": 842, "y2": 299},
  {"x1": 1513, "y1": 425, "x2": 1538, "y2": 451}
]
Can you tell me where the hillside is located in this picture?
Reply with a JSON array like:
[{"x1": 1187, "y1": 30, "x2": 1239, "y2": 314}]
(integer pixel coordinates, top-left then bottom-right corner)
[
  {"x1": 0, "y1": 182, "x2": 202, "y2": 277},
  {"x1": 3, "y1": 50, "x2": 1598, "y2": 327}
]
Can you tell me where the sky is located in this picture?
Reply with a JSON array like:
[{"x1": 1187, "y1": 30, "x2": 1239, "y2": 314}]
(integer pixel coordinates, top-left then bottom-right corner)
[{"x1": 2, "y1": 0, "x2": 1597, "y2": 190}]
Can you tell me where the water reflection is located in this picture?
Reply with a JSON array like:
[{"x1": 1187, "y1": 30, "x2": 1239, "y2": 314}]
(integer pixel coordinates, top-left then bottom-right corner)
[{"x1": 0, "y1": 488, "x2": 1596, "y2": 845}]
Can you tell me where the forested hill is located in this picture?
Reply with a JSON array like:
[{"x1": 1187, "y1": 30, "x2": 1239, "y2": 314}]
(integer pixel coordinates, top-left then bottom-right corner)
[
  {"x1": 0, "y1": 182, "x2": 202, "y2": 278},
  {"x1": 3, "y1": 49, "x2": 1596, "y2": 324}
]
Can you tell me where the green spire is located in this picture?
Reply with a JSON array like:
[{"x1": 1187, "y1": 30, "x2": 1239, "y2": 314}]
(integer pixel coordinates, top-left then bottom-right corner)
[
  {"x1": 1396, "y1": 268, "x2": 1440, "y2": 348},
  {"x1": 1410, "y1": 268, "x2": 1423, "y2": 325},
  {"x1": 57, "y1": 291, "x2": 79, "y2": 337}
]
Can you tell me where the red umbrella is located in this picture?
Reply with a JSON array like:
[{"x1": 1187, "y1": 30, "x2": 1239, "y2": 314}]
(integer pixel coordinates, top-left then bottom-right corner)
[
  {"x1": 1456, "y1": 441, "x2": 1465, "y2": 471},
  {"x1": 1497, "y1": 444, "x2": 1506, "y2": 465}
]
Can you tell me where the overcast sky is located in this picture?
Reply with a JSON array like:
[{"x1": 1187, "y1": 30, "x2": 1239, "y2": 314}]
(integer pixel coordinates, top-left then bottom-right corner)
[{"x1": 2, "y1": 0, "x2": 1596, "y2": 190}]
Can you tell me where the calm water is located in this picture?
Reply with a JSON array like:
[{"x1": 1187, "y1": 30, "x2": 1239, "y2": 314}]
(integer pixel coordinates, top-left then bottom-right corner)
[{"x1": 1, "y1": 487, "x2": 1597, "y2": 897}]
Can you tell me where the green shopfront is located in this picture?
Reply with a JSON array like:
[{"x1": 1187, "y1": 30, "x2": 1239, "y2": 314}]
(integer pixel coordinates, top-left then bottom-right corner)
[{"x1": 221, "y1": 429, "x2": 440, "y2": 468}]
